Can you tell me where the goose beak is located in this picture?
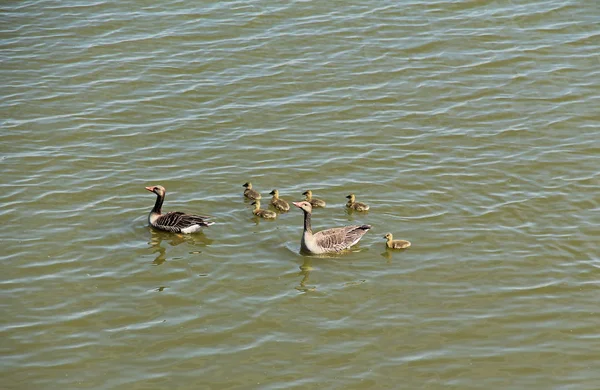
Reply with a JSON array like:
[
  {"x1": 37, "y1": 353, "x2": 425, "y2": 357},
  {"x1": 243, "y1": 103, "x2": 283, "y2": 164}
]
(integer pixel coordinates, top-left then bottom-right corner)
[
  {"x1": 145, "y1": 186, "x2": 154, "y2": 192},
  {"x1": 292, "y1": 202, "x2": 302, "y2": 208}
]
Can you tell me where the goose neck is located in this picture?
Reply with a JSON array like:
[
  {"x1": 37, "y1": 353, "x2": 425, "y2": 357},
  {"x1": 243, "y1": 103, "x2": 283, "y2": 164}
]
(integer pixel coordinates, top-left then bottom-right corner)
[
  {"x1": 152, "y1": 193, "x2": 164, "y2": 214},
  {"x1": 303, "y1": 210, "x2": 312, "y2": 234}
]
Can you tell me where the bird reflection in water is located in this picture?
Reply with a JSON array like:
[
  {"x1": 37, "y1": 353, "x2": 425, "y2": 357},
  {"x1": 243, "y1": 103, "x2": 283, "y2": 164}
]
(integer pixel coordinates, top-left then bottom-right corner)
[
  {"x1": 148, "y1": 229, "x2": 214, "y2": 266},
  {"x1": 295, "y1": 258, "x2": 316, "y2": 292}
]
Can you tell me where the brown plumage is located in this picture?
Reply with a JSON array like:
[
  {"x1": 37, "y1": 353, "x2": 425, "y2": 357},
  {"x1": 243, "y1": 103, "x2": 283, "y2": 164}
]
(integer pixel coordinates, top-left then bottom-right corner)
[
  {"x1": 243, "y1": 182, "x2": 261, "y2": 200},
  {"x1": 145, "y1": 185, "x2": 214, "y2": 233},
  {"x1": 293, "y1": 201, "x2": 371, "y2": 254},
  {"x1": 269, "y1": 189, "x2": 290, "y2": 212},
  {"x1": 251, "y1": 200, "x2": 277, "y2": 219},
  {"x1": 302, "y1": 190, "x2": 326, "y2": 208},
  {"x1": 383, "y1": 233, "x2": 411, "y2": 249},
  {"x1": 346, "y1": 193, "x2": 370, "y2": 211}
]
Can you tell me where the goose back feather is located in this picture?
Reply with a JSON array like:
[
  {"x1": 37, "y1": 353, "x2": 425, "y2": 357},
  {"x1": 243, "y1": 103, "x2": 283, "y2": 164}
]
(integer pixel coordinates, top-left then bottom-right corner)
[
  {"x1": 293, "y1": 201, "x2": 370, "y2": 254},
  {"x1": 145, "y1": 185, "x2": 214, "y2": 234}
]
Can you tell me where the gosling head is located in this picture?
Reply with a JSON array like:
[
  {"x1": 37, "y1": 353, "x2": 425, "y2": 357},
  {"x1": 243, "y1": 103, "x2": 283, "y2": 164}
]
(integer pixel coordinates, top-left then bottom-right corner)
[
  {"x1": 302, "y1": 190, "x2": 312, "y2": 197},
  {"x1": 250, "y1": 200, "x2": 260, "y2": 208},
  {"x1": 383, "y1": 233, "x2": 393, "y2": 240},
  {"x1": 292, "y1": 201, "x2": 313, "y2": 213},
  {"x1": 269, "y1": 189, "x2": 279, "y2": 197},
  {"x1": 346, "y1": 193, "x2": 356, "y2": 202},
  {"x1": 145, "y1": 185, "x2": 166, "y2": 197},
  {"x1": 243, "y1": 182, "x2": 252, "y2": 188}
]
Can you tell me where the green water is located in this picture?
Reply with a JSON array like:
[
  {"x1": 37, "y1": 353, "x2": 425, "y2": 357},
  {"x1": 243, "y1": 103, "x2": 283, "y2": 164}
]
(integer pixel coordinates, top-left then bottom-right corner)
[{"x1": 2, "y1": 0, "x2": 599, "y2": 388}]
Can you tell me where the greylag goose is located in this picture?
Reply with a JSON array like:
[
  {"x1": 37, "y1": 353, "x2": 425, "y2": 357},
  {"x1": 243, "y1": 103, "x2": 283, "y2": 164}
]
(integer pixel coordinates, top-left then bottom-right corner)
[
  {"x1": 243, "y1": 182, "x2": 261, "y2": 200},
  {"x1": 145, "y1": 185, "x2": 214, "y2": 233},
  {"x1": 269, "y1": 189, "x2": 290, "y2": 212},
  {"x1": 346, "y1": 193, "x2": 370, "y2": 211},
  {"x1": 251, "y1": 200, "x2": 277, "y2": 219},
  {"x1": 383, "y1": 233, "x2": 411, "y2": 249},
  {"x1": 293, "y1": 201, "x2": 371, "y2": 254},
  {"x1": 302, "y1": 189, "x2": 326, "y2": 208}
]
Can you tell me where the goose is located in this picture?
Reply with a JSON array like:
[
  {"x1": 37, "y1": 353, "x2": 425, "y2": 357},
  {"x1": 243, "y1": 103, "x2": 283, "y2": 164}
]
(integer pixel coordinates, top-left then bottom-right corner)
[
  {"x1": 251, "y1": 200, "x2": 277, "y2": 219},
  {"x1": 293, "y1": 201, "x2": 371, "y2": 254},
  {"x1": 383, "y1": 233, "x2": 411, "y2": 249},
  {"x1": 346, "y1": 193, "x2": 370, "y2": 211},
  {"x1": 302, "y1": 189, "x2": 326, "y2": 208},
  {"x1": 145, "y1": 185, "x2": 214, "y2": 233},
  {"x1": 269, "y1": 189, "x2": 290, "y2": 212},
  {"x1": 243, "y1": 182, "x2": 261, "y2": 200}
]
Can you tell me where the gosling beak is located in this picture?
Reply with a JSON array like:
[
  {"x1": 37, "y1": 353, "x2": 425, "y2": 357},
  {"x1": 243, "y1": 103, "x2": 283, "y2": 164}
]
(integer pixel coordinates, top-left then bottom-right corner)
[
  {"x1": 302, "y1": 191, "x2": 308, "y2": 195},
  {"x1": 269, "y1": 190, "x2": 275, "y2": 195},
  {"x1": 345, "y1": 195, "x2": 351, "y2": 199},
  {"x1": 250, "y1": 201, "x2": 256, "y2": 205}
]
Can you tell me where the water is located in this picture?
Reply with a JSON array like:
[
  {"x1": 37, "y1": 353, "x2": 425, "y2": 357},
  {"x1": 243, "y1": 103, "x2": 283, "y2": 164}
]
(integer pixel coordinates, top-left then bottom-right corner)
[{"x1": 2, "y1": 0, "x2": 599, "y2": 388}]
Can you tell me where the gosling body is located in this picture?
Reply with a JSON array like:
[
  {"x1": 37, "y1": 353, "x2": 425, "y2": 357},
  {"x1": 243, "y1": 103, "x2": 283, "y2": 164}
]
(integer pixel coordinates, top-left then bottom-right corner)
[
  {"x1": 243, "y1": 182, "x2": 261, "y2": 200},
  {"x1": 251, "y1": 200, "x2": 277, "y2": 219},
  {"x1": 384, "y1": 233, "x2": 411, "y2": 249},
  {"x1": 346, "y1": 193, "x2": 370, "y2": 211},
  {"x1": 302, "y1": 190, "x2": 326, "y2": 208},
  {"x1": 269, "y1": 189, "x2": 290, "y2": 212}
]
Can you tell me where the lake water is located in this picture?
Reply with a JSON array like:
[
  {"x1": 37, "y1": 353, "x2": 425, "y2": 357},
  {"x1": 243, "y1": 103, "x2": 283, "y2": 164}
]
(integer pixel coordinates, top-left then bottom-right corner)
[{"x1": 2, "y1": 0, "x2": 599, "y2": 388}]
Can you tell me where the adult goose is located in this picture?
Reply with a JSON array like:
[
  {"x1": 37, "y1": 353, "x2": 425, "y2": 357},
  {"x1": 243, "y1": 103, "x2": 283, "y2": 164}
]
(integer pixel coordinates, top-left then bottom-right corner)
[
  {"x1": 243, "y1": 182, "x2": 261, "y2": 200},
  {"x1": 346, "y1": 193, "x2": 370, "y2": 211},
  {"x1": 251, "y1": 200, "x2": 277, "y2": 219},
  {"x1": 383, "y1": 233, "x2": 411, "y2": 249},
  {"x1": 293, "y1": 201, "x2": 371, "y2": 254},
  {"x1": 145, "y1": 185, "x2": 214, "y2": 233},
  {"x1": 302, "y1": 190, "x2": 326, "y2": 208},
  {"x1": 269, "y1": 189, "x2": 290, "y2": 212}
]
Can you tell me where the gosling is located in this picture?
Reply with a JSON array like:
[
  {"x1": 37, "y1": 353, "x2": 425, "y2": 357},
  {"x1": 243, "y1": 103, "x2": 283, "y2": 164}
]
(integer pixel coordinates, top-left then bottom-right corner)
[
  {"x1": 345, "y1": 193, "x2": 370, "y2": 211},
  {"x1": 243, "y1": 182, "x2": 261, "y2": 200},
  {"x1": 383, "y1": 233, "x2": 411, "y2": 249},
  {"x1": 251, "y1": 200, "x2": 277, "y2": 219},
  {"x1": 269, "y1": 189, "x2": 290, "y2": 212},
  {"x1": 302, "y1": 190, "x2": 326, "y2": 208}
]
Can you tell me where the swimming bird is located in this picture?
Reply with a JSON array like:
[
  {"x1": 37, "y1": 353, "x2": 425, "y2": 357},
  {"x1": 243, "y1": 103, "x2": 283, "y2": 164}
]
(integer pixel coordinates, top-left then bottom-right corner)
[
  {"x1": 269, "y1": 189, "x2": 290, "y2": 212},
  {"x1": 243, "y1": 182, "x2": 261, "y2": 200},
  {"x1": 345, "y1": 193, "x2": 370, "y2": 211},
  {"x1": 145, "y1": 185, "x2": 214, "y2": 233},
  {"x1": 383, "y1": 233, "x2": 411, "y2": 249},
  {"x1": 251, "y1": 200, "x2": 277, "y2": 219},
  {"x1": 302, "y1": 189, "x2": 326, "y2": 208},
  {"x1": 293, "y1": 201, "x2": 371, "y2": 254}
]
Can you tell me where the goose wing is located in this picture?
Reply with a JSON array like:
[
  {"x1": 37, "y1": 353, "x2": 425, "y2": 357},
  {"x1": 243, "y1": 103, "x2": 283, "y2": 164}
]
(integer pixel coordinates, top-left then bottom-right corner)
[
  {"x1": 313, "y1": 225, "x2": 371, "y2": 252},
  {"x1": 154, "y1": 212, "x2": 213, "y2": 232}
]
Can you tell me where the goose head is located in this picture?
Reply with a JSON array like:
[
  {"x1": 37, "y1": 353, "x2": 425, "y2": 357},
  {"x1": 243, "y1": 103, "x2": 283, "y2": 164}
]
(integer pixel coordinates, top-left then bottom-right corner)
[
  {"x1": 145, "y1": 185, "x2": 166, "y2": 197},
  {"x1": 243, "y1": 182, "x2": 252, "y2": 189},
  {"x1": 293, "y1": 201, "x2": 313, "y2": 214},
  {"x1": 346, "y1": 193, "x2": 356, "y2": 202}
]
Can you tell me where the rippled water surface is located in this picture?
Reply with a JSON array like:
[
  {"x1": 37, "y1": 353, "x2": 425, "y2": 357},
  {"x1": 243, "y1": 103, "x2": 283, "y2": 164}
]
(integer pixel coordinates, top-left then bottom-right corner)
[{"x1": 2, "y1": 0, "x2": 599, "y2": 388}]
